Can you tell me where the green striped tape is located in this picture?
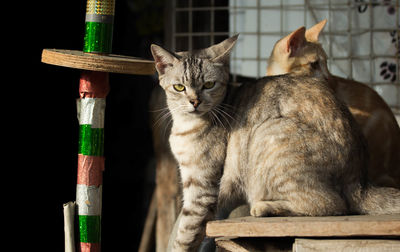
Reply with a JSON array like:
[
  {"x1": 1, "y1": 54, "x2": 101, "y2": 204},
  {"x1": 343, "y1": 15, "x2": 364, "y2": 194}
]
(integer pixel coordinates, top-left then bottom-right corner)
[
  {"x1": 79, "y1": 215, "x2": 101, "y2": 243},
  {"x1": 83, "y1": 21, "x2": 113, "y2": 53},
  {"x1": 79, "y1": 125, "x2": 104, "y2": 156}
]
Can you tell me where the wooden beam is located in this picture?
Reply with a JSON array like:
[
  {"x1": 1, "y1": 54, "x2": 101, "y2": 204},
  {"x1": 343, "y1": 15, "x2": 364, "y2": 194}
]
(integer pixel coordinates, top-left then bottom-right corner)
[
  {"x1": 216, "y1": 238, "x2": 250, "y2": 252},
  {"x1": 207, "y1": 215, "x2": 400, "y2": 238},
  {"x1": 138, "y1": 191, "x2": 157, "y2": 252},
  {"x1": 155, "y1": 155, "x2": 180, "y2": 252},
  {"x1": 42, "y1": 49, "x2": 155, "y2": 75},
  {"x1": 215, "y1": 237, "x2": 293, "y2": 252},
  {"x1": 294, "y1": 238, "x2": 400, "y2": 252}
]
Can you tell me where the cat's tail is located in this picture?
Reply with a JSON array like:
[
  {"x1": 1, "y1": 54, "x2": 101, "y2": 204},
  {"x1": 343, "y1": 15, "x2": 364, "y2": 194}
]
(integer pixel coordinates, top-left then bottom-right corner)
[{"x1": 347, "y1": 184, "x2": 400, "y2": 215}]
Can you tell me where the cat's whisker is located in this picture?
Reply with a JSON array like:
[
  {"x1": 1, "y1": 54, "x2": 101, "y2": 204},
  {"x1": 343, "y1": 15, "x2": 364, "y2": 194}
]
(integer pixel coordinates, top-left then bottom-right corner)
[
  {"x1": 149, "y1": 107, "x2": 170, "y2": 113},
  {"x1": 217, "y1": 105, "x2": 237, "y2": 123},
  {"x1": 220, "y1": 102, "x2": 235, "y2": 110},
  {"x1": 163, "y1": 117, "x2": 173, "y2": 139},
  {"x1": 211, "y1": 109, "x2": 227, "y2": 131},
  {"x1": 214, "y1": 106, "x2": 235, "y2": 130},
  {"x1": 219, "y1": 103, "x2": 239, "y2": 118},
  {"x1": 152, "y1": 105, "x2": 184, "y2": 129},
  {"x1": 210, "y1": 110, "x2": 219, "y2": 128},
  {"x1": 212, "y1": 108, "x2": 227, "y2": 128},
  {"x1": 208, "y1": 110, "x2": 216, "y2": 124},
  {"x1": 152, "y1": 110, "x2": 172, "y2": 129}
]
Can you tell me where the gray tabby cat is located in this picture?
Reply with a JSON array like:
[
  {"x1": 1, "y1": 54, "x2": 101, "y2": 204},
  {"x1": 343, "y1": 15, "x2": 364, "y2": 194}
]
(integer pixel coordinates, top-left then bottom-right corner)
[{"x1": 150, "y1": 36, "x2": 400, "y2": 252}]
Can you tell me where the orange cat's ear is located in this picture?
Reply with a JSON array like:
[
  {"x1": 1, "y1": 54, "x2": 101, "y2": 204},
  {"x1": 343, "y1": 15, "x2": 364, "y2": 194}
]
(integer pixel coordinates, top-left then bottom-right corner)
[
  {"x1": 279, "y1": 26, "x2": 306, "y2": 56},
  {"x1": 305, "y1": 19, "x2": 327, "y2": 42}
]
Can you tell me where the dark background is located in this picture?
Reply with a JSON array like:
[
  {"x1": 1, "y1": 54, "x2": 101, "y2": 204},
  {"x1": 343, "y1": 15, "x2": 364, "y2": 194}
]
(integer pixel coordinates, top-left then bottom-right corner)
[{"x1": 16, "y1": 0, "x2": 164, "y2": 250}]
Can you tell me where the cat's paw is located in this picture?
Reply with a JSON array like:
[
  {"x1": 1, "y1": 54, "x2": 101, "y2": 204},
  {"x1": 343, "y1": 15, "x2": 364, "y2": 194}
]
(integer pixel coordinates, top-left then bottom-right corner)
[{"x1": 250, "y1": 201, "x2": 271, "y2": 217}]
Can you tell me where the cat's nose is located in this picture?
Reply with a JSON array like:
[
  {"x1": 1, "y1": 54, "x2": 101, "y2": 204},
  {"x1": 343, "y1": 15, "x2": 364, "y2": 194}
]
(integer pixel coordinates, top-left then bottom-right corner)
[{"x1": 190, "y1": 99, "x2": 202, "y2": 108}]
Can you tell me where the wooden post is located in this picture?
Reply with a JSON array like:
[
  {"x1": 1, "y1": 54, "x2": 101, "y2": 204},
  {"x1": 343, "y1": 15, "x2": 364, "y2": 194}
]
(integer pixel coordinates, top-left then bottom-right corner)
[{"x1": 139, "y1": 192, "x2": 157, "y2": 252}]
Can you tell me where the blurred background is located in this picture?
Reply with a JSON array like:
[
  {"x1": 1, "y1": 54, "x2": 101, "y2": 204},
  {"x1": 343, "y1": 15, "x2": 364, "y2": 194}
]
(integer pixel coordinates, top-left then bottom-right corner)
[{"x1": 19, "y1": 0, "x2": 399, "y2": 251}]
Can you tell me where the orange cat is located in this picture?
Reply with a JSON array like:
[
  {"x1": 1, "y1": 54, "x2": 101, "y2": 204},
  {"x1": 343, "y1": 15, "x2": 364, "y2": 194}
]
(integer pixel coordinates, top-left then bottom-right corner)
[{"x1": 267, "y1": 20, "x2": 400, "y2": 188}]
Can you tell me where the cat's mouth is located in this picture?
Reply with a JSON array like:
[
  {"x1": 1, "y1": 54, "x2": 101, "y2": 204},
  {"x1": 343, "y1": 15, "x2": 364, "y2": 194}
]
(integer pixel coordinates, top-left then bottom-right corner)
[
  {"x1": 185, "y1": 102, "x2": 213, "y2": 116},
  {"x1": 188, "y1": 107, "x2": 208, "y2": 116},
  {"x1": 189, "y1": 109, "x2": 204, "y2": 115}
]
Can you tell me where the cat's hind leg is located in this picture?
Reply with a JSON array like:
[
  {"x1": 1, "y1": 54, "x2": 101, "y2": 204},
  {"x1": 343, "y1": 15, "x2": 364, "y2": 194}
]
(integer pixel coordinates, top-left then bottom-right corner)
[{"x1": 249, "y1": 187, "x2": 348, "y2": 217}]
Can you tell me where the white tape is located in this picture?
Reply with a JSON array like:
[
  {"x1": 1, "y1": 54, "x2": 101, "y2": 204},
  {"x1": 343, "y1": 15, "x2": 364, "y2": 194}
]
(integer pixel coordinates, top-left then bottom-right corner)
[
  {"x1": 76, "y1": 98, "x2": 106, "y2": 128},
  {"x1": 63, "y1": 201, "x2": 76, "y2": 252},
  {"x1": 76, "y1": 184, "x2": 102, "y2": 216}
]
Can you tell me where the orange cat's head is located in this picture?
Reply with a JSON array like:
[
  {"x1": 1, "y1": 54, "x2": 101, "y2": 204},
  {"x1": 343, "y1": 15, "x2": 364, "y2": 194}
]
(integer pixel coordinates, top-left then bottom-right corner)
[{"x1": 266, "y1": 20, "x2": 330, "y2": 79}]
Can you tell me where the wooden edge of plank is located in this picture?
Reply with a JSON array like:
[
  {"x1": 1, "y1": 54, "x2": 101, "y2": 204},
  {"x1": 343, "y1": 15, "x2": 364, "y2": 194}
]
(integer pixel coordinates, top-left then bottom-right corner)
[
  {"x1": 294, "y1": 238, "x2": 400, "y2": 251},
  {"x1": 215, "y1": 239, "x2": 250, "y2": 252},
  {"x1": 138, "y1": 191, "x2": 157, "y2": 252},
  {"x1": 206, "y1": 215, "x2": 400, "y2": 238},
  {"x1": 41, "y1": 49, "x2": 156, "y2": 75}
]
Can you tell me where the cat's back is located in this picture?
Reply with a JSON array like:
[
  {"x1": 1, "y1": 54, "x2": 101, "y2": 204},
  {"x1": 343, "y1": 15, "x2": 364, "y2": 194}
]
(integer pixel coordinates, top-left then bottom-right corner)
[
  {"x1": 231, "y1": 74, "x2": 367, "y2": 166},
  {"x1": 232, "y1": 74, "x2": 352, "y2": 131}
]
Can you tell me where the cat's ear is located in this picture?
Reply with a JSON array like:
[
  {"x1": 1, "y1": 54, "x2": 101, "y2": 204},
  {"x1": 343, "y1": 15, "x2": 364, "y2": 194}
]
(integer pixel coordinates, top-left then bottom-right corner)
[
  {"x1": 305, "y1": 19, "x2": 327, "y2": 42},
  {"x1": 208, "y1": 34, "x2": 239, "y2": 65},
  {"x1": 278, "y1": 27, "x2": 306, "y2": 57},
  {"x1": 150, "y1": 44, "x2": 179, "y2": 75}
]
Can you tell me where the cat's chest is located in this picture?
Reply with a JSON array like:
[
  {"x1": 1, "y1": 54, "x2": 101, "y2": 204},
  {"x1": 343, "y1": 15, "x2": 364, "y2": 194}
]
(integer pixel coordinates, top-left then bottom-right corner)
[
  {"x1": 169, "y1": 119, "x2": 226, "y2": 166},
  {"x1": 169, "y1": 120, "x2": 209, "y2": 159}
]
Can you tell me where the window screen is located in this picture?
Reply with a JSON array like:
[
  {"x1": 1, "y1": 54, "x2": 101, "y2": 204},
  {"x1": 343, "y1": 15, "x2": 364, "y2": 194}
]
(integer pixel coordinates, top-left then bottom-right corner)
[{"x1": 170, "y1": 0, "x2": 400, "y2": 110}]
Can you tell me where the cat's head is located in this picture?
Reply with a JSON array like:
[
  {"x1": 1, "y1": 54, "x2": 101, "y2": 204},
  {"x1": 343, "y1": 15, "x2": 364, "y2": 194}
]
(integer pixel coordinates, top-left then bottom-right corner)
[
  {"x1": 151, "y1": 35, "x2": 238, "y2": 117},
  {"x1": 266, "y1": 20, "x2": 330, "y2": 79}
]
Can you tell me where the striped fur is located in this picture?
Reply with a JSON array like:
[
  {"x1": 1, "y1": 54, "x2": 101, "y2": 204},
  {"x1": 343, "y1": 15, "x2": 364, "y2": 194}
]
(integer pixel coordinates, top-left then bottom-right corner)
[{"x1": 151, "y1": 35, "x2": 400, "y2": 251}]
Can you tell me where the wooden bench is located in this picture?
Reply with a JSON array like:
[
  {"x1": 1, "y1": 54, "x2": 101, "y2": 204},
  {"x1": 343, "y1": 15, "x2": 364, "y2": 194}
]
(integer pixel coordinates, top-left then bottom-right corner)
[{"x1": 206, "y1": 215, "x2": 400, "y2": 252}]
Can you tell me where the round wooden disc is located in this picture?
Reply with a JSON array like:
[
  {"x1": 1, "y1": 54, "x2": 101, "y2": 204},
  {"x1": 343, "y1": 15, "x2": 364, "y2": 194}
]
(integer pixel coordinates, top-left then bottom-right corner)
[{"x1": 41, "y1": 49, "x2": 155, "y2": 75}]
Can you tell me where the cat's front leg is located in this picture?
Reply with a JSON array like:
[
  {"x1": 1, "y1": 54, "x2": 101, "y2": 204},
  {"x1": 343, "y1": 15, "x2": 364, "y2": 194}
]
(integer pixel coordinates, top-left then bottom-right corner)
[{"x1": 172, "y1": 166, "x2": 220, "y2": 252}]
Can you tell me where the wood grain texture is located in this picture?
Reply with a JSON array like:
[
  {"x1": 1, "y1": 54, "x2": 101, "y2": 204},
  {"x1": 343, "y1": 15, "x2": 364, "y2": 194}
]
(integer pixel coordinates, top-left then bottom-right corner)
[
  {"x1": 293, "y1": 238, "x2": 400, "y2": 252},
  {"x1": 206, "y1": 215, "x2": 400, "y2": 238},
  {"x1": 41, "y1": 49, "x2": 155, "y2": 75},
  {"x1": 216, "y1": 239, "x2": 250, "y2": 252},
  {"x1": 215, "y1": 237, "x2": 293, "y2": 252},
  {"x1": 155, "y1": 154, "x2": 180, "y2": 252}
]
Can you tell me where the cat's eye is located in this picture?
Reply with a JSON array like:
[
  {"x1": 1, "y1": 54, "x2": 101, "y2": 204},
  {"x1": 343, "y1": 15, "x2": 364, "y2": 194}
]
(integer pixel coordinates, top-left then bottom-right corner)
[
  {"x1": 203, "y1": 82, "x2": 215, "y2": 89},
  {"x1": 173, "y1": 84, "x2": 185, "y2": 92}
]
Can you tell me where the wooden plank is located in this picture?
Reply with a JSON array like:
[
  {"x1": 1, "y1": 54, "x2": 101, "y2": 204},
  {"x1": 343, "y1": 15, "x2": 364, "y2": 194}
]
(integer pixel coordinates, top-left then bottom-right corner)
[
  {"x1": 216, "y1": 238, "x2": 250, "y2": 252},
  {"x1": 41, "y1": 49, "x2": 155, "y2": 75},
  {"x1": 215, "y1": 237, "x2": 293, "y2": 252},
  {"x1": 155, "y1": 155, "x2": 180, "y2": 252},
  {"x1": 294, "y1": 238, "x2": 400, "y2": 252},
  {"x1": 206, "y1": 215, "x2": 400, "y2": 238},
  {"x1": 138, "y1": 191, "x2": 157, "y2": 252}
]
